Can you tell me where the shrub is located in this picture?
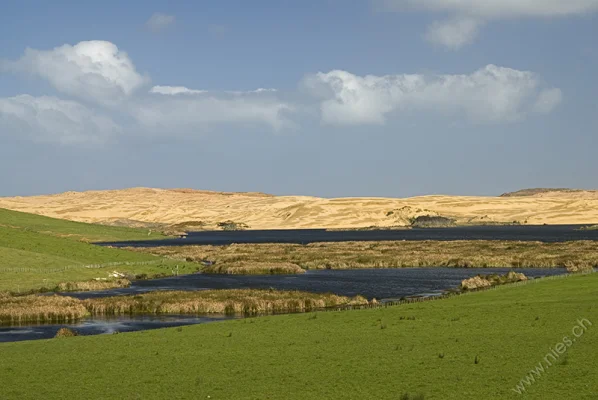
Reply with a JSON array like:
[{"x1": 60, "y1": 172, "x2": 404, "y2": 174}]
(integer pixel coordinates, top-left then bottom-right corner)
[
  {"x1": 54, "y1": 327, "x2": 78, "y2": 338},
  {"x1": 410, "y1": 215, "x2": 456, "y2": 228}
]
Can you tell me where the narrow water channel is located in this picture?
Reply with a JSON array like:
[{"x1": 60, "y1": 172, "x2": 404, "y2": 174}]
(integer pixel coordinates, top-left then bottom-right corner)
[{"x1": 1, "y1": 267, "x2": 567, "y2": 342}]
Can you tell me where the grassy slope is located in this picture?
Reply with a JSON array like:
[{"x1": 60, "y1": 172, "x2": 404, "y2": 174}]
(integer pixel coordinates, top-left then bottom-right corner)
[
  {"x1": 0, "y1": 209, "x2": 189, "y2": 292},
  {"x1": 1, "y1": 274, "x2": 597, "y2": 399},
  {"x1": 0, "y1": 207, "x2": 169, "y2": 242}
]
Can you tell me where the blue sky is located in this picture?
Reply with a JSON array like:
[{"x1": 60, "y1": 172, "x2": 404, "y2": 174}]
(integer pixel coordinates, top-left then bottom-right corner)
[{"x1": 1, "y1": 0, "x2": 597, "y2": 197}]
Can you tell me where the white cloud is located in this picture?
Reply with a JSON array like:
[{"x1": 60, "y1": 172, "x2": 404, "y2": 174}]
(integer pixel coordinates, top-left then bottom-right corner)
[
  {"x1": 0, "y1": 40, "x2": 293, "y2": 143},
  {"x1": 378, "y1": 0, "x2": 598, "y2": 18},
  {"x1": 425, "y1": 17, "x2": 483, "y2": 50},
  {"x1": 3, "y1": 41, "x2": 148, "y2": 105},
  {"x1": 145, "y1": 13, "x2": 175, "y2": 32},
  {"x1": 533, "y1": 88, "x2": 563, "y2": 114},
  {"x1": 137, "y1": 86, "x2": 293, "y2": 131},
  {"x1": 1, "y1": 40, "x2": 563, "y2": 144},
  {"x1": 304, "y1": 64, "x2": 561, "y2": 125},
  {"x1": 227, "y1": 88, "x2": 278, "y2": 95},
  {"x1": 0, "y1": 95, "x2": 120, "y2": 145},
  {"x1": 376, "y1": 0, "x2": 598, "y2": 49},
  {"x1": 150, "y1": 86, "x2": 208, "y2": 95},
  {"x1": 150, "y1": 86, "x2": 278, "y2": 96}
]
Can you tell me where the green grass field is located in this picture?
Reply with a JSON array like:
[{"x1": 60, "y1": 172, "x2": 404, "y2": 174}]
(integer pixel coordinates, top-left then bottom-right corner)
[
  {"x1": 0, "y1": 208, "x2": 168, "y2": 242},
  {"x1": 1, "y1": 273, "x2": 596, "y2": 399},
  {"x1": 0, "y1": 209, "x2": 191, "y2": 292}
]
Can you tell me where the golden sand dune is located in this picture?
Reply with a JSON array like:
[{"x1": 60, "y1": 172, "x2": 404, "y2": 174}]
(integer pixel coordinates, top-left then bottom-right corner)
[{"x1": 1, "y1": 187, "x2": 598, "y2": 229}]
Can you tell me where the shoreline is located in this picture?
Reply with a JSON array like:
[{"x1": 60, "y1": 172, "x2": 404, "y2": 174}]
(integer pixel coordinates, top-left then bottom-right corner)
[{"x1": 130, "y1": 240, "x2": 598, "y2": 275}]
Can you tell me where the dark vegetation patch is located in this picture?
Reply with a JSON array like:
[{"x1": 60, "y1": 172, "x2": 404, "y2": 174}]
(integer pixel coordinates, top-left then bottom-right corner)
[
  {"x1": 499, "y1": 188, "x2": 582, "y2": 197},
  {"x1": 409, "y1": 215, "x2": 456, "y2": 228}
]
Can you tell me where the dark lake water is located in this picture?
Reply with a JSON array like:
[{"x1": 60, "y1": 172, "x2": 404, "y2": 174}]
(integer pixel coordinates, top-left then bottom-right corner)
[
  {"x1": 98, "y1": 225, "x2": 598, "y2": 247},
  {"x1": 0, "y1": 315, "x2": 231, "y2": 343},
  {"x1": 1, "y1": 267, "x2": 567, "y2": 343},
  {"x1": 67, "y1": 267, "x2": 566, "y2": 300}
]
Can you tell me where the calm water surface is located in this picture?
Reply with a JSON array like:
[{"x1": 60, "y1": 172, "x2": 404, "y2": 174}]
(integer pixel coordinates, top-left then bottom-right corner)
[
  {"x1": 98, "y1": 225, "x2": 598, "y2": 247},
  {"x1": 1, "y1": 267, "x2": 567, "y2": 342}
]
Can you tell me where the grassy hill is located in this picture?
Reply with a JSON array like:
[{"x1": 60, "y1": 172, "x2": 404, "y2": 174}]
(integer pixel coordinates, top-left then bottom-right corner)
[
  {"x1": 0, "y1": 208, "x2": 169, "y2": 242},
  {"x1": 0, "y1": 273, "x2": 596, "y2": 399},
  {"x1": 3, "y1": 187, "x2": 598, "y2": 229},
  {"x1": 0, "y1": 208, "x2": 189, "y2": 293}
]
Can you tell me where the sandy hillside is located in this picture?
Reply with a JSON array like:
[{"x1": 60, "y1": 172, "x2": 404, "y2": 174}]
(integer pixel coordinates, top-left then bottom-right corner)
[{"x1": 1, "y1": 187, "x2": 598, "y2": 229}]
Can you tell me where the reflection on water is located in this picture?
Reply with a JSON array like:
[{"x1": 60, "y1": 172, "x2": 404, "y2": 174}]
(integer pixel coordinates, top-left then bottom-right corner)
[
  {"x1": 98, "y1": 225, "x2": 598, "y2": 247},
  {"x1": 2, "y1": 267, "x2": 567, "y2": 343},
  {"x1": 68, "y1": 267, "x2": 567, "y2": 300},
  {"x1": 0, "y1": 315, "x2": 232, "y2": 343}
]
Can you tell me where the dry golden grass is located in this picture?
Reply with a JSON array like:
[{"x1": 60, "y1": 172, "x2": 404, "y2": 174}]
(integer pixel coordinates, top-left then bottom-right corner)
[
  {"x1": 83, "y1": 290, "x2": 367, "y2": 315},
  {"x1": 3, "y1": 187, "x2": 598, "y2": 229},
  {"x1": 56, "y1": 279, "x2": 131, "y2": 292},
  {"x1": 54, "y1": 327, "x2": 78, "y2": 338},
  {"x1": 0, "y1": 294, "x2": 88, "y2": 324},
  {"x1": 202, "y1": 262, "x2": 305, "y2": 275},
  {"x1": 0, "y1": 289, "x2": 368, "y2": 323},
  {"x1": 135, "y1": 240, "x2": 598, "y2": 272},
  {"x1": 460, "y1": 271, "x2": 528, "y2": 290}
]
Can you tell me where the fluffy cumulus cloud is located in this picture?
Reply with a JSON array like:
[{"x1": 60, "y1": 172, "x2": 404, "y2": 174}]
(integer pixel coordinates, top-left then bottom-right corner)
[
  {"x1": 376, "y1": 0, "x2": 598, "y2": 49},
  {"x1": 0, "y1": 41, "x2": 293, "y2": 144},
  {"x1": 137, "y1": 86, "x2": 292, "y2": 131},
  {"x1": 0, "y1": 95, "x2": 120, "y2": 145},
  {"x1": 145, "y1": 13, "x2": 175, "y2": 32},
  {"x1": 0, "y1": 39, "x2": 562, "y2": 145},
  {"x1": 304, "y1": 65, "x2": 562, "y2": 125},
  {"x1": 3, "y1": 41, "x2": 148, "y2": 105}
]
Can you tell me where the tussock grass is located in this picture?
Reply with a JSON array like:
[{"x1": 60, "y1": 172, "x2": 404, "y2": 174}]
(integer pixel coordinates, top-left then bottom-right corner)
[
  {"x1": 56, "y1": 279, "x2": 131, "y2": 292},
  {"x1": 0, "y1": 294, "x2": 88, "y2": 324},
  {"x1": 460, "y1": 271, "x2": 527, "y2": 290},
  {"x1": 202, "y1": 262, "x2": 305, "y2": 275},
  {"x1": 54, "y1": 327, "x2": 78, "y2": 338},
  {"x1": 83, "y1": 289, "x2": 367, "y2": 316},
  {"x1": 134, "y1": 240, "x2": 598, "y2": 273},
  {"x1": 0, "y1": 289, "x2": 368, "y2": 323}
]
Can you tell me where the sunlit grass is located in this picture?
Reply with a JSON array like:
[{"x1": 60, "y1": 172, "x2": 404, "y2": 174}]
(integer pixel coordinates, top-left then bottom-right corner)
[
  {"x1": 0, "y1": 211, "x2": 196, "y2": 293},
  {"x1": 0, "y1": 273, "x2": 596, "y2": 399},
  {"x1": 135, "y1": 240, "x2": 598, "y2": 273},
  {"x1": 0, "y1": 289, "x2": 368, "y2": 324}
]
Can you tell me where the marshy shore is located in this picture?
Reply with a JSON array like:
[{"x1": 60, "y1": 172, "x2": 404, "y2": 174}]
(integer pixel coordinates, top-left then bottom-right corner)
[
  {"x1": 129, "y1": 240, "x2": 598, "y2": 274},
  {"x1": 0, "y1": 289, "x2": 368, "y2": 325}
]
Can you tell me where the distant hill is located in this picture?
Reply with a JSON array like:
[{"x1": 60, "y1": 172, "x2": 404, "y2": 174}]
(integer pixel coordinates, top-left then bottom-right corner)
[
  {"x1": 2, "y1": 187, "x2": 598, "y2": 228},
  {"x1": 500, "y1": 188, "x2": 585, "y2": 197}
]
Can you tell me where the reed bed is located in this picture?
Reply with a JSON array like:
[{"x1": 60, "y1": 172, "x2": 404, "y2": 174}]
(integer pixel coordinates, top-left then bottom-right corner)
[
  {"x1": 202, "y1": 262, "x2": 305, "y2": 275},
  {"x1": 0, "y1": 294, "x2": 88, "y2": 324},
  {"x1": 83, "y1": 290, "x2": 367, "y2": 316},
  {"x1": 0, "y1": 289, "x2": 368, "y2": 323},
  {"x1": 132, "y1": 240, "x2": 598, "y2": 273},
  {"x1": 56, "y1": 279, "x2": 131, "y2": 292}
]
